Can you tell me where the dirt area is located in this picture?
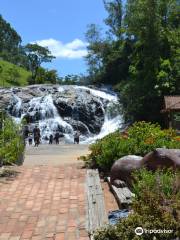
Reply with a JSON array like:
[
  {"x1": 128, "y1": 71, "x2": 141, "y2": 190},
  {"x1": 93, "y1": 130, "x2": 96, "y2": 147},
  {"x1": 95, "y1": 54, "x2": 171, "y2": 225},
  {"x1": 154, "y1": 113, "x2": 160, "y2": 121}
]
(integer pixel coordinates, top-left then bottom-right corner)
[{"x1": 24, "y1": 144, "x2": 90, "y2": 166}]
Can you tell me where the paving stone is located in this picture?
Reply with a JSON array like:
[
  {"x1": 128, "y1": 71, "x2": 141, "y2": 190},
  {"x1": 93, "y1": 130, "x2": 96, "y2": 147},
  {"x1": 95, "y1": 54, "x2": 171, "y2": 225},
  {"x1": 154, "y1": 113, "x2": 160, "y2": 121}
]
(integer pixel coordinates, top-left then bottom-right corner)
[{"x1": 0, "y1": 164, "x2": 89, "y2": 240}]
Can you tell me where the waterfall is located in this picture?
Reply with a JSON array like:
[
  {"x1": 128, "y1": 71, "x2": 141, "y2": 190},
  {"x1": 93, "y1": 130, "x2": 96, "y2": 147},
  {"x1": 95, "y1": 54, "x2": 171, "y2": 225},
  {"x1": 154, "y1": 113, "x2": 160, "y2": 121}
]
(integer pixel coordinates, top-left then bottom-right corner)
[{"x1": 6, "y1": 85, "x2": 123, "y2": 144}]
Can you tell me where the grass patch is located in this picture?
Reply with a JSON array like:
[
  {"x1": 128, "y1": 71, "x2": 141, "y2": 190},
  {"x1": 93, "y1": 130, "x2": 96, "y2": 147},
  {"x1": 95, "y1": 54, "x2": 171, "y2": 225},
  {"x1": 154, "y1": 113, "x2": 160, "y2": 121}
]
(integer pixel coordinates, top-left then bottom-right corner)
[{"x1": 0, "y1": 59, "x2": 31, "y2": 87}]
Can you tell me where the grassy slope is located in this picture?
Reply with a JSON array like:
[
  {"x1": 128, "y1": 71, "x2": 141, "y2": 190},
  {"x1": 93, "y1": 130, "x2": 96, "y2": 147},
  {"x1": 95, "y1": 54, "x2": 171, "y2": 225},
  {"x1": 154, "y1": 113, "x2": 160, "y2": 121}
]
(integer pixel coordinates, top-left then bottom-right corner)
[{"x1": 0, "y1": 59, "x2": 31, "y2": 87}]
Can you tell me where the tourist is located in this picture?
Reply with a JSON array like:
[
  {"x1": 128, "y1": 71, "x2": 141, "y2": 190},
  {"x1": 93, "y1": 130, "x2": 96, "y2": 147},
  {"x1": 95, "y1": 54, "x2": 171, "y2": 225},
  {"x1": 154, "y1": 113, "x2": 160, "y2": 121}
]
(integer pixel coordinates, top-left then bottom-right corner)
[
  {"x1": 55, "y1": 132, "x2": 60, "y2": 144},
  {"x1": 33, "y1": 126, "x2": 41, "y2": 147},
  {"x1": 49, "y1": 134, "x2": 53, "y2": 144},
  {"x1": 74, "y1": 131, "x2": 80, "y2": 144},
  {"x1": 28, "y1": 133, "x2": 33, "y2": 145}
]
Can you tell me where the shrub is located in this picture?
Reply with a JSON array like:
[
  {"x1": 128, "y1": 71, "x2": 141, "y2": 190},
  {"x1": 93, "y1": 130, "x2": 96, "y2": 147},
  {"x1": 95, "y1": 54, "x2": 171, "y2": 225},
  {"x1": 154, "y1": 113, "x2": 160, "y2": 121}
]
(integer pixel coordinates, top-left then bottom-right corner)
[
  {"x1": 81, "y1": 121, "x2": 180, "y2": 171},
  {"x1": 94, "y1": 169, "x2": 180, "y2": 240},
  {"x1": 0, "y1": 117, "x2": 25, "y2": 165}
]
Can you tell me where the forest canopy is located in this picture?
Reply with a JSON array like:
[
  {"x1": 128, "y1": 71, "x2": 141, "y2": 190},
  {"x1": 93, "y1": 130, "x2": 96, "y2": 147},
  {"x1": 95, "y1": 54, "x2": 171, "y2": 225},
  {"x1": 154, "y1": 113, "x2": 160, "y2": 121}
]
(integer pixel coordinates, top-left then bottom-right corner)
[{"x1": 85, "y1": 0, "x2": 180, "y2": 124}]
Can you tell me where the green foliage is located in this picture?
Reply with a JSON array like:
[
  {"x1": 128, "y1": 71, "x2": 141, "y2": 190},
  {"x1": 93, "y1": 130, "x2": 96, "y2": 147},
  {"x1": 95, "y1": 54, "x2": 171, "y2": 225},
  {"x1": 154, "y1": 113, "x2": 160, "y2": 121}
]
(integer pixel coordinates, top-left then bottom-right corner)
[
  {"x1": 0, "y1": 15, "x2": 22, "y2": 63},
  {"x1": 81, "y1": 122, "x2": 180, "y2": 171},
  {"x1": 94, "y1": 169, "x2": 180, "y2": 240},
  {"x1": 25, "y1": 43, "x2": 55, "y2": 84},
  {"x1": 0, "y1": 15, "x2": 58, "y2": 86},
  {"x1": 0, "y1": 117, "x2": 25, "y2": 165},
  {"x1": 31, "y1": 67, "x2": 59, "y2": 84},
  {"x1": 103, "y1": 0, "x2": 123, "y2": 39},
  {"x1": 0, "y1": 60, "x2": 31, "y2": 87},
  {"x1": 6, "y1": 66, "x2": 21, "y2": 86},
  {"x1": 85, "y1": 0, "x2": 180, "y2": 123}
]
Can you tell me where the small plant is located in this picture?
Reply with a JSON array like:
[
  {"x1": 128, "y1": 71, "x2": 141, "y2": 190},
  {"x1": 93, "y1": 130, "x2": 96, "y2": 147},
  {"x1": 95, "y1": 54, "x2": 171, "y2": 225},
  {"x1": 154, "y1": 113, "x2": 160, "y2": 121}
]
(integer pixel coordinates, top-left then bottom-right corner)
[
  {"x1": 0, "y1": 117, "x2": 25, "y2": 165},
  {"x1": 81, "y1": 121, "x2": 180, "y2": 171},
  {"x1": 94, "y1": 169, "x2": 180, "y2": 240}
]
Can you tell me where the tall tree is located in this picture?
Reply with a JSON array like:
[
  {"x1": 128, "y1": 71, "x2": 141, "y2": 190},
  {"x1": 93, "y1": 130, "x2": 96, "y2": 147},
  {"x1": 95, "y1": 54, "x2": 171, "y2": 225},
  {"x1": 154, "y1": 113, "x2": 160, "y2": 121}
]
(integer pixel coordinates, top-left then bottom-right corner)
[
  {"x1": 121, "y1": 0, "x2": 180, "y2": 122},
  {"x1": 0, "y1": 15, "x2": 22, "y2": 62},
  {"x1": 103, "y1": 0, "x2": 123, "y2": 39},
  {"x1": 85, "y1": 24, "x2": 106, "y2": 83},
  {"x1": 85, "y1": 0, "x2": 179, "y2": 124},
  {"x1": 25, "y1": 43, "x2": 55, "y2": 84}
]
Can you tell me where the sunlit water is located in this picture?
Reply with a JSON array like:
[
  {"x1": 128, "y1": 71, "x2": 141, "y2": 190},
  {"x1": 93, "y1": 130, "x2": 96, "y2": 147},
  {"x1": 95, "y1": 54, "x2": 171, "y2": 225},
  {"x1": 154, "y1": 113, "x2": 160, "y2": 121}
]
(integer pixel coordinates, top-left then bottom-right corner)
[{"x1": 10, "y1": 86, "x2": 123, "y2": 144}]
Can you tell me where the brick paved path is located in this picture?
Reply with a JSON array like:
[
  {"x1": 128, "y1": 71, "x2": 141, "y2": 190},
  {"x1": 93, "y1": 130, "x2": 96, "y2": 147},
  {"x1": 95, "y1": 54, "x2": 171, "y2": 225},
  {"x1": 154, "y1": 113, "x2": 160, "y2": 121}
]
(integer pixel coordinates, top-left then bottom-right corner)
[{"x1": 0, "y1": 164, "x2": 89, "y2": 240}]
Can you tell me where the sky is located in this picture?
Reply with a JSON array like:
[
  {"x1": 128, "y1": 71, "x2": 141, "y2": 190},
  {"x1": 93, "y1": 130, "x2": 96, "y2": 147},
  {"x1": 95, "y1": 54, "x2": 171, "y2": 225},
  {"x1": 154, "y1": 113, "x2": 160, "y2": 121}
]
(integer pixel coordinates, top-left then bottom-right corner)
[{"x1": 0, "y1": 0, "x2": 107, "y2": 76}]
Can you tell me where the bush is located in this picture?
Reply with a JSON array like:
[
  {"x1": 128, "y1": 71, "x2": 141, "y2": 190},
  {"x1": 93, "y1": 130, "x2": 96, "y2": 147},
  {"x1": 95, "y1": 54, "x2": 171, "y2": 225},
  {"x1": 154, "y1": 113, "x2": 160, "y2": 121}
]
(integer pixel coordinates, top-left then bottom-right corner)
[
  {"x1": 94, "y1": 169, "x2": 180, "y2": 240},
  {"x1": 81, "y1": 122, "x2": 180, "y2": 171},
  {"x1": 0, "y1": 117, "x2": 25, "y2": 165}
]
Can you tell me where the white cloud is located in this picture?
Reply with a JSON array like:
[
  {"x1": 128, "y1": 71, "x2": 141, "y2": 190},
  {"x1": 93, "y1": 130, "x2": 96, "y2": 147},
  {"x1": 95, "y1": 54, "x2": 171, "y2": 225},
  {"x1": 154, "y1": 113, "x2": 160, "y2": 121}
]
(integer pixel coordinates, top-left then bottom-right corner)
[{"x1": 33, "y1": 38, "x2": 88, "y2": 59}]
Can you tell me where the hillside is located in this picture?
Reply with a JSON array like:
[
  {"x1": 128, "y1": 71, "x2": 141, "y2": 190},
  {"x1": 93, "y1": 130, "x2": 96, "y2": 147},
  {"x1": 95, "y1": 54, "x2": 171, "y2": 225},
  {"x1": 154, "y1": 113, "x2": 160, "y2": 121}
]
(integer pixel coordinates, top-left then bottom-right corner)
[{"x1": 0, "y1": 59, "x2": 31, "y2": 87}]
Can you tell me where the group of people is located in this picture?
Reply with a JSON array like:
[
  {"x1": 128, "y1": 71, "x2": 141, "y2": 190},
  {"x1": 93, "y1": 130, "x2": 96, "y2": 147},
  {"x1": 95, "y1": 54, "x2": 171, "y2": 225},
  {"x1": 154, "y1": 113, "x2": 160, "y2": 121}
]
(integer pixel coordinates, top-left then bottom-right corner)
[
  {"x1": 49, "y1": 132, "x2": 64, "y2": 145},
  {"x1": 27, "y1": 126, "x2": 41, "y2": 147},
  {"x1": 26, "y1": 126, "x2": 81, "y2": 146}
]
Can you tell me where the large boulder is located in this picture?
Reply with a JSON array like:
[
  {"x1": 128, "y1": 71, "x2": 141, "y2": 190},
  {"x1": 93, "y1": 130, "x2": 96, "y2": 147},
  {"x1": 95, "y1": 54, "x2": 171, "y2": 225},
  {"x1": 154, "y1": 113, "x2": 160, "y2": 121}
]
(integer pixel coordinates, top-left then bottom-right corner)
[
  {"x1": 110, "y1": 155, "x2": 143, "y2": 187},
  {"x1": 142, "y1": 148, "x2": 180, "y2": 170},
  {"x1": 110, "y1": 149, "x2": 180, "y2": 188}
]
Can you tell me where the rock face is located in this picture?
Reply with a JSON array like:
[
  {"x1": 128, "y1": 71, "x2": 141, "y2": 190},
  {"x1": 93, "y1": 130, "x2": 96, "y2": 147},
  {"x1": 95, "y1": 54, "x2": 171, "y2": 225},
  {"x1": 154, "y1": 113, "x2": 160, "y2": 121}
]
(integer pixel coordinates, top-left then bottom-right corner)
[
  {"x1": 110, "y1": 149, "x2": 180, "y2": 187},
  {"x1": 0, "y1": 85, "x2": 121, "y2": 143},
  {"x1": 54, "y1": 88, "x2": 104, "y2": 134}
]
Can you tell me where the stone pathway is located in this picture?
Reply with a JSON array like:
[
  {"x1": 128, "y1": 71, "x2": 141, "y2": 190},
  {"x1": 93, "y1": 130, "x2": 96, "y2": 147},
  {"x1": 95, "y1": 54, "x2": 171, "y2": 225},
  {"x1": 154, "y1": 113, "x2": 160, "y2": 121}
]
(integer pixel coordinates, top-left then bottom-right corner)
[{"x1": 0, "y1": 144, "x2": 89, "y2": 240}]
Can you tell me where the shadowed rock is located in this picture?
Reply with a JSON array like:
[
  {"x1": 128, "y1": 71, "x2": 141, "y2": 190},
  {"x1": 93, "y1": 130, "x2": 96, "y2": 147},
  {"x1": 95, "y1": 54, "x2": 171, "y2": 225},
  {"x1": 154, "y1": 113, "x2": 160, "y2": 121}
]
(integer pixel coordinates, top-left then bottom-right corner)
[
  {"x1": 110, "y1": 155, "x2": 143, "y2": 187},
  {"x1": 110, "y1": 149, "x2": 180, "y2": 187},
  {"x1": 142, "y1": 148, "x2": 180, "y2": 170}
]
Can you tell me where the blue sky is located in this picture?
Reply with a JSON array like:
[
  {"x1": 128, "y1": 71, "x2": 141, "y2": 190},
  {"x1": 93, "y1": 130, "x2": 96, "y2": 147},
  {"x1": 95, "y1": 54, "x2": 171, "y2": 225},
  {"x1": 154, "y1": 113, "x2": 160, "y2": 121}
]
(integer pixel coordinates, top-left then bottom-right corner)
[{"x1": 0, "y1": 0, "x2": 107, "y2": 76}]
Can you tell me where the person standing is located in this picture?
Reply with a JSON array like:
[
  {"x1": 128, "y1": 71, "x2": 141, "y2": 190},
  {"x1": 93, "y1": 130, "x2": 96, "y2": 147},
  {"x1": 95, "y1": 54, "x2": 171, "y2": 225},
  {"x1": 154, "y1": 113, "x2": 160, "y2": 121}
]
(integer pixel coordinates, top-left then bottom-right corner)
[
  {"x1": 33, "y1": 126, "x2": 41, "y2": 147},
  {"x1": 28, "y1": 133, "x2": 33, "y2": 145},
  {"x1": 74, "y1": 131, "x2": 80, "y2": 144},
  {"x1": 55, "y1": 132, "x2": 60, "y2": 144},
  {"x1": 49, "y1": 134, "x2": 53, "y2": 144}
]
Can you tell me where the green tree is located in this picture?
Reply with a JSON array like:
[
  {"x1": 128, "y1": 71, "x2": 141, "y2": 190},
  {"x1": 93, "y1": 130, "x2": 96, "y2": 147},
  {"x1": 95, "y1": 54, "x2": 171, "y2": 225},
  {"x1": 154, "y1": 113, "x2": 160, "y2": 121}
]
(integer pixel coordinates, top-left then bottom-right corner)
[
  {"x1": 35, "y1": 67, "x2": 46, "y2": 84},
  {"x1": 121, "y1": 0, "x2": 180, "y2": 123},
  {"x1": 103, "y1": 0, "x2": 123, "y2": 39},
  {"x1": 85, "y1": 0, "x2": 179, "y2": 124},
  {"x1": 0, "y1": 15, "x2": 22, "y2": 63},
  {"x1": 45, "y1": 69, "x2": 59, "y2": 84},
  {"x1": 33, "y1": 67, "x2": 59, "y2": 84},
  {"x1": 25, "y1": 43, "x2": 55, "y2": 84},
  {"x1": 85, "y1": 24, "x2": 106, "y2": 83}
]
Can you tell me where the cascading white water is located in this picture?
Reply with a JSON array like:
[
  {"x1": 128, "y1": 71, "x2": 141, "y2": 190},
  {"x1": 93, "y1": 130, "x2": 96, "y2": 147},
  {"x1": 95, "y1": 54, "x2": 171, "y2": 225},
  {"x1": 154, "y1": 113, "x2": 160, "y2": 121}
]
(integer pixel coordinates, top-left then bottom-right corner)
[
  {"x1": 8, "y1": 85, "x2": 122, "y2": 144},
  {"x1": 75, "y1": 86, "x2": 122, "y2": 143}
]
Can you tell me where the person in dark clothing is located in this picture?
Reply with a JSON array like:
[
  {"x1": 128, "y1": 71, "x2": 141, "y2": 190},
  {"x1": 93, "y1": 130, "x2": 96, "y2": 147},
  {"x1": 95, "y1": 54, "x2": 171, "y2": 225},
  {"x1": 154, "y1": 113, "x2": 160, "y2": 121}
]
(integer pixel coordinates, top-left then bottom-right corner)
[
  {"x1": 28, "y1": 134, "x2": 33, "y2": 145},
  {"x1": 74, "y1": 131, "x2": 80, "y2": 144},
  {"x1": 24, "y1": 126, "x2": 29, "y2": 139},
  {"x1": 49, "y1": 134, "x2": 53, "y2": 144},
  {"x1": 55, "y1": 132, "x2": 60, "y2": 144},
  {"x1": 33, "y1": 126, "x2": 41, "y2": 147}
]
